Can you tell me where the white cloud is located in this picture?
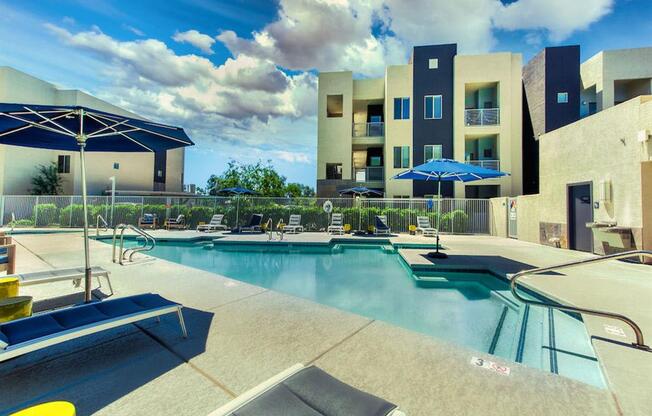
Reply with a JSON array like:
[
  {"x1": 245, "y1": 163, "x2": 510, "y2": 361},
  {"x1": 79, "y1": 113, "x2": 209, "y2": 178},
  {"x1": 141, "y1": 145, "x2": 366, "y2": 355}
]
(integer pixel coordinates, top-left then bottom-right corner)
[
  {"x1": 172, "y1": 29, "x2": 215, "y2": 54},
  {"x1": 493, "y1": 0, "x2": 614, "y2": 42},
  {"x1": 270, "y1": 150, "x2": 311, "y2": 163},
  {"x1": 124, "y1": 24, "x2": 145, "y2": 37}
]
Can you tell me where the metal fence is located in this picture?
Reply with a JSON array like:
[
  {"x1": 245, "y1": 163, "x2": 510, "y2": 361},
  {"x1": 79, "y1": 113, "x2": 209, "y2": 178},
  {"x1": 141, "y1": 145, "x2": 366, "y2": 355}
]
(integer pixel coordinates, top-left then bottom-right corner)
[{"x1": 0, "y1": 195, "x2": 491, "y2": 234}]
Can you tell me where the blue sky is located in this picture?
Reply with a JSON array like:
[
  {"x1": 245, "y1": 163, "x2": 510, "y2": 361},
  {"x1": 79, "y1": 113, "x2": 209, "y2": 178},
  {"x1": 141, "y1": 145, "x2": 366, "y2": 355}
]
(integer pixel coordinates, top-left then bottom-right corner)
[{"x1": 1, "y1": 0, "x2": 651, "y2": 190}]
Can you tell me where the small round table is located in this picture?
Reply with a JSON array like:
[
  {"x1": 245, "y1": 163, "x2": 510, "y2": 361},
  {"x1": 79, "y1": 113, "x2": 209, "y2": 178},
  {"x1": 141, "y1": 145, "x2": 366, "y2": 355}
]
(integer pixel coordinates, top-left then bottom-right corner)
[
  {"x1": 0, "y1": 295, "x2": 33, "y2": 323},
  {"x1": 10, "y1": 401, "x2": 76, "y2": 416},
  {"x1": 0, "y1": 276, "x2": 19, "y2": 299}
]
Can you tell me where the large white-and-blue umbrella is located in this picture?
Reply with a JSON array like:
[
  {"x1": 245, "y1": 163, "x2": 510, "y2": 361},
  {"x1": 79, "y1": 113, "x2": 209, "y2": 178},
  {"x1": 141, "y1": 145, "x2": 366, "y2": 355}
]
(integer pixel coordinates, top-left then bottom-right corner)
[
  {"x1": 0, "y1": 103, "x2": 194, "y2": 301},
  {"x1": 393, "y1": 159, "x2": 509, "y2": 258}
]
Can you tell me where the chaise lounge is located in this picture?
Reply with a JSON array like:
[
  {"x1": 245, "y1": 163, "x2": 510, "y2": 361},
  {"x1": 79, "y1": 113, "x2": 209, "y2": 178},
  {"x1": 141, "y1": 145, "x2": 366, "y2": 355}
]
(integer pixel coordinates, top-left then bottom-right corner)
[
  {"x1": 8, "y1": 266, "x2": 113, "y2": 295},
  {"x1": 165, "y1": 214, "x2": 187, "y2": 230},
  {"x1": 240, "y1": 214, "x2": 263, "y2": 233},
  {"x1": 0, "y1": 293, "x2": 187, "y2": 363},
  {"x1": 327, "y1": 213, "x2": 344, "y2": 235},
  {"x1": 138, "y1": 213, "x2": 158, "y2": 229},
  {"x1": 283, "y1": 214, "x2": 304, "y2": 234},
  {"x1": 197, "y1": 214, "x2": 228, "y2": 232},
  {"x1": 374, "y1": 215, "x2": 391, "y2": 236},
  {"x1": 0, "y1": 234, "x2": 16, "y2": 275},
  {"x1": 416, "y1": 216, "x2": 437, "y2": 237},
  {"x1": 209, "y1": 363, "x2": 405, "y2": 416}
]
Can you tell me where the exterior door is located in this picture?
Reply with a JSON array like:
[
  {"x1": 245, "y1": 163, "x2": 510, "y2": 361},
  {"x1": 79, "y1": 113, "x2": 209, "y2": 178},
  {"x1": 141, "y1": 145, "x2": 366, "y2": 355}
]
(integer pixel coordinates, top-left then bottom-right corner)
[{"x1": 568, "y1": 183, "x2": 593, "y2": 252}]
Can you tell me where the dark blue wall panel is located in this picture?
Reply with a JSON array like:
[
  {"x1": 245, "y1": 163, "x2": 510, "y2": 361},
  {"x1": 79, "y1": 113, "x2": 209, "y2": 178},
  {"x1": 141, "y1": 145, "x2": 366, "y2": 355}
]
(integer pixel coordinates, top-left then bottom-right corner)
[{"x1": 544, "y1": 45, "x2": 580, "y2": 133}]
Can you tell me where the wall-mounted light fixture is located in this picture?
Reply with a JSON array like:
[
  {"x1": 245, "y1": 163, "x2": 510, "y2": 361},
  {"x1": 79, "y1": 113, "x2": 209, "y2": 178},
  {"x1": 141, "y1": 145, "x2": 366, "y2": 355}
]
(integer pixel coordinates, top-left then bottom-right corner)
[{"x1": 599, "y1": 179, "x2": 612, "y2": 203}]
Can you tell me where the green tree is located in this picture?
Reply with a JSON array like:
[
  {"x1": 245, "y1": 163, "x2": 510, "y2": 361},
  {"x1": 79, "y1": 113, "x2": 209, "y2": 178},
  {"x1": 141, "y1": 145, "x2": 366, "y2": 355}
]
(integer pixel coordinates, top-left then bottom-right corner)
[
  {"x1": 31, "y1": 163, "x2": 63, "y2": 195},
  {"x1": 206, "y1": 159, "x2": 315, "y2": 197}
]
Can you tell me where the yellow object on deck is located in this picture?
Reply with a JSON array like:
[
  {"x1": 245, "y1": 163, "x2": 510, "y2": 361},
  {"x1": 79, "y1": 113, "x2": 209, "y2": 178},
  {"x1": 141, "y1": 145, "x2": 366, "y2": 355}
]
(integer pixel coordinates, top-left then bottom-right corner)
[
  {"x1": 0, "y1": 277, "x2": 19, "y2": 299},
  {"x1": 0, "y1": 296, "x2": 32, "y2": 323},
  {"x1": 10, "y1": 401, "x2": 76, "y2": 416},
  {"x1": 344, "y1": 224, "x2": 351, "y2": 232}
]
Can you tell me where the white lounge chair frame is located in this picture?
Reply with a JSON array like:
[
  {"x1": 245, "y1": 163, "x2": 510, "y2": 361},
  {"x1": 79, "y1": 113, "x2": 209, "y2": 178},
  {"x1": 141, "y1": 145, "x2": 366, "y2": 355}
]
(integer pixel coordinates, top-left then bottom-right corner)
[
  {"x1": 416, "y1": 216, "x2": 437, "y2": 237},
  {"x1": 209, "y1": 363, "x2": 406, "y2": 416},
  {"x1": 0, "y1": 303, "x2": 186, "y2": 363},
  {"x1": 283, "y1": 214, "x2": 304, "y2": 234},
  {"x1": 327, "y1": 213, "x2": 344, "y2": 235},
  {"x1": 197, "y1": 214, "x2": 228, "y2": 232},
  {"x1": 374, "y1": 215, "x2": 391, "y2": 236},
  {"x1": 9, "y1": 266, "x2": 113, "y2": 295}
]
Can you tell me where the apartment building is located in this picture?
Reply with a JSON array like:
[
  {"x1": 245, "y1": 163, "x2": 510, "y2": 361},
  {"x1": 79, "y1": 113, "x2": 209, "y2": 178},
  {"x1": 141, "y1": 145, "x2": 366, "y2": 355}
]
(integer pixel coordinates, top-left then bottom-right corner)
[
  {"x1": 0, "y1": 67, "x2": 185, "y2": 195},
  {"x1": 317, "y1": 44, "x2": 523, "y2": 198}
]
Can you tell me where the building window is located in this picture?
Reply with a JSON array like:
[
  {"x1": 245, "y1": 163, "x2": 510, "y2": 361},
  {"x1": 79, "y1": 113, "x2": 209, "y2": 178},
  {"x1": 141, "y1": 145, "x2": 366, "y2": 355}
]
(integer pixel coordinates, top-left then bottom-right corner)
[
  {"x1": 393, "y1": 146, "x2": 409, "y2": 168},
  {"x1": 424, "y1": 144, "x2": 443, "y2": 162},
  {"x1": 428, "y1": 58, "x2": 439, "y2": 69},
  {"x1": 394, "y1": 195, "x2": 410, "y2": 199},
  {"x1": 326, "y1": 94, "x2": 343, "y2": 117},
  {"x1": 113, "y1": 162, "x2": 120, "y2": 170},
  {"x1": 424, "y1": 95, "x2": 442, "y2": 119},
  {"x1": 326, "y1": 163, "x2": 343, "y2": 180},
  {"x1": 57, "y1": 155, "x2": 70, "y2": 174},
  {"x1": 557, "y1": 92, "x2": 568, "y2": 103},
  {"x1": 393, "y1": 97, "x2": 410, "y2": 120}
]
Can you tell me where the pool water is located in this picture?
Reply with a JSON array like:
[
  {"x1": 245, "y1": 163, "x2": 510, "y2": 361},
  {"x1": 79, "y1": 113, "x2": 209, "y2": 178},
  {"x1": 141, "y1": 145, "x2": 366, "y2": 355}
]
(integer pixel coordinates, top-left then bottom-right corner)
[{"x1": 118, "y1": 240, "x2": 604, "y2": 387}]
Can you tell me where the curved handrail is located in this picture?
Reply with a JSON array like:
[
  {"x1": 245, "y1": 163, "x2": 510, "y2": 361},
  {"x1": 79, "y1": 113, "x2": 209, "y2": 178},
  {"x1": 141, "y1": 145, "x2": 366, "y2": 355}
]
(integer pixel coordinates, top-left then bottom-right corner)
[
  {"x1": 112, "y1": 224, "x2": 156, "y2": 264},
  {"x1": 265, "y1": 218, "x2": 273, "y2": 240},
  {"x1": 510, "y1": 250, "x2": 651, "y2": 350},
  {"x1": 96, "y1": 214, "x2": 108, "y2": 236}
]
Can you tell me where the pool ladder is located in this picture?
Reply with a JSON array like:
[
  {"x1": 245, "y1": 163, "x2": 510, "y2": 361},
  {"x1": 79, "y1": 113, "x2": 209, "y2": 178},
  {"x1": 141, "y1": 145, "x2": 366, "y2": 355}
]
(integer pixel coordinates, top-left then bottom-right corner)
[
  {"x1": 112, "y1": 224, "x2": 157, "y2": 265},
  {"x1": 265, "y1": 218, "x2": 284, "y2": 241},
  {"x1": 96, "y1": 214, "x2": 108, "y2": 236},
  {"x1": 510, "y1": 250, "x2": 651, "y2": 351}
]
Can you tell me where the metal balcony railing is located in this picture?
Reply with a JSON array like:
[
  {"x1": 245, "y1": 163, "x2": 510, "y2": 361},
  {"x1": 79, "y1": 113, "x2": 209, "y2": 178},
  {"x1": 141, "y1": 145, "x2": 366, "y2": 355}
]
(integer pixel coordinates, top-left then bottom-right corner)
[
  {"x1": 354, "y1": 167, "x2": 384, "y2": 182},
  {"x1": 352, "y1": 122, "x2": 384, "y2": 137},
  {"x1": 464, "y1": 108, "x2": 500, "y2": 126},
  {"x1": 465, "y1": 160, "x2": 500, "y2": 171}
]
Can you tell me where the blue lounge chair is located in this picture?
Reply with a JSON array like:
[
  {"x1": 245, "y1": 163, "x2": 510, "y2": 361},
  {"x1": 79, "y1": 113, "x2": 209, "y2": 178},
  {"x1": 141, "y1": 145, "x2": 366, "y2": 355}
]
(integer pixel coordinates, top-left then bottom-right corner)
[
  {"x1": 0, "y1": 234, "x2": 15, "y2": 274},
  {"x1": 374, "y1": 215, "x2": 391, "y2": 236},
  {"x1": 0, "y1": 293, "x2": 187, "y2": 363},
  {"x1": 240, "y1": 214, "x2": 263, "y2": 233},
  {"x1": 138, "y1": 213, "x2": 158, "y2": 229}
]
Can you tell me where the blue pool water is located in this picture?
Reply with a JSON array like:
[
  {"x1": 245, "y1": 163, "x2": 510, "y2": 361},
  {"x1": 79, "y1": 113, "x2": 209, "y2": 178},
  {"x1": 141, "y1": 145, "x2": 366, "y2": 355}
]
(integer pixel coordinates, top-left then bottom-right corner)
[{"x1": 116, "y1": 240, "x2": 604, "y2": 387}]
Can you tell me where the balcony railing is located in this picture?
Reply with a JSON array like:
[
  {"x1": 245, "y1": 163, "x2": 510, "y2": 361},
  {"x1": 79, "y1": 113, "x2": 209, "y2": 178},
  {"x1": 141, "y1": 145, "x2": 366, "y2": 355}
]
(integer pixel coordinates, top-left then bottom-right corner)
[
  {"x1": 355, "y1": 167, "x2": 384, "y2": 182},
  {"x1": 352, "y1": 122, "x2": 384, "y2": 137},
  {"x1": 465, "y1": 160, "x2": 500, "y2": 171},
  {"x1": 464, "y1": 108, "x2": 499, "y2": 126}
]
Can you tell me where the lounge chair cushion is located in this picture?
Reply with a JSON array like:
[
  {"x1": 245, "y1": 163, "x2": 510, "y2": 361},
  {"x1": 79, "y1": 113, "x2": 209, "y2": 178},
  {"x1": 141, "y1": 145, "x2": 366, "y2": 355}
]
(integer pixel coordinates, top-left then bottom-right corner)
[
  {"x1": 375, "y1": 217, "x2": 389, "y2": 230},
  {"x1": 0, "y1": 315, "x2": 64, "y2": 345},
  {"x1": 52, "y1": 303, "x2": 109, "y2": 328},
  {"x1": 230, "y1": 366, "x2": 397, "y2": 416},
  {"x1": 0, "y1": 247, "x2": 7, "y2": 254},
  {"x1": 0, "y1": 255, "x2": 7, "y2": 264}
]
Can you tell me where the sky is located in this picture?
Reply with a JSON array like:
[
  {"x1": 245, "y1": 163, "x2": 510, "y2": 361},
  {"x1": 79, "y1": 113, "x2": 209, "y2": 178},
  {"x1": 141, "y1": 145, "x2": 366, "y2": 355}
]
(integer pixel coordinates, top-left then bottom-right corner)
[{"x1": 1, "y1": 0, "x2": 651, "y2": 190}]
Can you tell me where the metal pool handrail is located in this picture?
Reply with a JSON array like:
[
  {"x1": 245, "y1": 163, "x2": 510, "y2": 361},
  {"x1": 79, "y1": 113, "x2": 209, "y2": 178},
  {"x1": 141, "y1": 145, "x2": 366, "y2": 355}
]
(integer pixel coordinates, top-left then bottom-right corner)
[
  {"x1": 510, "y1": 250, "x2": 651, "y2": 351},
  {"x1": 112, "y1": 223, "x2": 156, "y2": 264}
]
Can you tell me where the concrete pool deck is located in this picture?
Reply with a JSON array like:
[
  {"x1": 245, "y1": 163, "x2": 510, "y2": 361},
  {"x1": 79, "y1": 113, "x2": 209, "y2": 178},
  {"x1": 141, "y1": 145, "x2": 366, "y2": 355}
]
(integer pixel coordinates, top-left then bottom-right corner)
[{"x1": 0, "y1": 230, "x2": 650, "y2": 415}]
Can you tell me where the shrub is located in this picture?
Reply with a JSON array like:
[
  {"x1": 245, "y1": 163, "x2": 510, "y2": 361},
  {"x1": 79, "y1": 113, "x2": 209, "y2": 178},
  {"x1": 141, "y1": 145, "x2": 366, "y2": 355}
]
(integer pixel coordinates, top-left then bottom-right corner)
[{"x1": 33, "y1": 203, "x2": 59, "y2": 227}]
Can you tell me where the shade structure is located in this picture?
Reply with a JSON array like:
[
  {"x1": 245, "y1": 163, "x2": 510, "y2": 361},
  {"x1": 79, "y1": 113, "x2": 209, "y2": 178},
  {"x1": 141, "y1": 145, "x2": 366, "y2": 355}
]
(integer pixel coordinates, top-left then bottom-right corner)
[
  {"x1": 217, "y1": 187, "x2": 256, "y2": 229},
  {"x1": 0, "y1": 103, "x2": 194, "y2": 301},
  {"x1": 338, "y1": 187, "x2": 383, "y2": 233},
  {"x1": 393, "y1": 159, "x2": 509, "y2": 258}
]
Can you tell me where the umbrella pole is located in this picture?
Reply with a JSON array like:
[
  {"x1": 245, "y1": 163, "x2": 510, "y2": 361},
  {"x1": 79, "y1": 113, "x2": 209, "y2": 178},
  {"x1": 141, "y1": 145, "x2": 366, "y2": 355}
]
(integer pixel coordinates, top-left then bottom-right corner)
[
  {"x1": 79, "y1": 142, "x2": 93, "y2": 302},
  {"x1": 428, "y1": 178, "x2": 448, "y2": 259}
]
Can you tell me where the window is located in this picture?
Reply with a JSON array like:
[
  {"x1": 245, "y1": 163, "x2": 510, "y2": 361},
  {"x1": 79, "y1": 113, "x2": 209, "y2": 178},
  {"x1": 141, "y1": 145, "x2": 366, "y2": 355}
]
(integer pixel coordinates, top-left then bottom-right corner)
[
  {"x1": 424, "y1": 144, "x2": 443, "y2": 162},
  {"x1": 113, "y1": 162, "x2": 120, "y2": 170},
  {"x1": 326, "y1": 163, "x2": 343, "y2": 180},
  {"x1": 370, "y1": 156, "x2": 382, "y2": 167},
  {"x1": 157, "y1": 170, "x2": 164, "y2": 178},
  {"x1": 557, "y1": 92, "x2": 568, "y2": 103},
  {"x1": 428, "y1": 58, "x2": 439, "y2": 69},
  {"x1": 57, "y1": 155, "x2": 70, "y2": 174},
  {"x1": 393, "y1": 97, "x2": 410, "y2": 120},
  {"x1": 394, "y1": 195, "x2": 410, "y2": 199},
  {"x1": 393, "y1": 146, "x2": 409, "y2": 168},
  {"x1": 326, "y1": 94, "x2": 343, "y2": 117},
  {"x1": 424, "y1": 95, "x2": 442, "y2": 119}
]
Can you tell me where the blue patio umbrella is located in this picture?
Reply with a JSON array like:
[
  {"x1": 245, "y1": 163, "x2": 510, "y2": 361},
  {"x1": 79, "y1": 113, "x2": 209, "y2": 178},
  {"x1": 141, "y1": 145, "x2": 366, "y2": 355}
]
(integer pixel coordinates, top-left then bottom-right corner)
[
  {"x1": 338, "y1": 187, "x2": 383, "y2": 233},
  {"x1": 0, "y1": 103, "x2": 194, "y2": 301},
  {"x1": 217, "y1": 187, "x2": 256, "y2": 228},
  {"x1": 393, "y1": 159, "x2": 509, "y2": 258}
]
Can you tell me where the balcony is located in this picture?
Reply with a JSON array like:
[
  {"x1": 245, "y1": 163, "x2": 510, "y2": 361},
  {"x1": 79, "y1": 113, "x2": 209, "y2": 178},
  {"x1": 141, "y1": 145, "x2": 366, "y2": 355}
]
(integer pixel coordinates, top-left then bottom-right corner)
[
  {"x1": 355, "y1": 166, "x2": 384, "y2": 182},
  {"x1": 464, "y1": 108, "x2": 500, "y2": 126},
  {"x1": 352, "y1": 122, "x2": 384, "y2": 138},
  {"x1": 465, "y1": 159, "x2": 500, "y2": 171}
]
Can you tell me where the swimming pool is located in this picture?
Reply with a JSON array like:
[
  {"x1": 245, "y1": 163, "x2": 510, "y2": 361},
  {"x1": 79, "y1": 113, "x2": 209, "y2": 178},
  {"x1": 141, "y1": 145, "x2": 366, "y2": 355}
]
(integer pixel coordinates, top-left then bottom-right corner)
[{"x1": 116, "y1": 240, "x2": 604, "y2": 387}]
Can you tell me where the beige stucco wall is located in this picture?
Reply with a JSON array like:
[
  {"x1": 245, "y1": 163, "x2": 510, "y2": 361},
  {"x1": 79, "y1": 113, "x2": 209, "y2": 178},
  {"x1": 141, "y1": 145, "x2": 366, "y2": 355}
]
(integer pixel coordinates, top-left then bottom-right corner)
[
  {"x1": 384, "y1": 64, "x2": 413, "y2": 197},
  {"x1": 317, "y1": 72, "x2": 353, "y2": 181},
  {"x1": 581, "y1": 47, "x2": 652, "y2": 112},
  {"x1": 0, "y1": 66, "x2": 185, "y2": 195},
  {"x1": 489, "y1": 197, "x2": 507, "y2": 237},
  {"x1": 453, "y1": 53, "x2": 523, "y2": 198},
  {"x1": 353, "y1": 78, "x2": 384, "y2": 100}
]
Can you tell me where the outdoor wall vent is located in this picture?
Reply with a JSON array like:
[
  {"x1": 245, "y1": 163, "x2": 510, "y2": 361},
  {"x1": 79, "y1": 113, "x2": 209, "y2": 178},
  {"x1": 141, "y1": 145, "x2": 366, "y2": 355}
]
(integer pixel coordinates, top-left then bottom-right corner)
[
  {"x1": 638, "y1": 129, "x2": 650, "y2": 143},
  {"x1": 599, "y1": 180, "x2": 612, "y2": 203}
]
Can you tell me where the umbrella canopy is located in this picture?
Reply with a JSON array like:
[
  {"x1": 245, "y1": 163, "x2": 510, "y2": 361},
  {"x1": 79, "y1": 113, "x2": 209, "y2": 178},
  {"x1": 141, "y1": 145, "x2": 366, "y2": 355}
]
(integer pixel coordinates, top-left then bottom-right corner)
[
  {"x1": 0, "y1": 103, "x2": 194, "y2": 301},
  {"x1": 338, "y1": 186, "x2": 383, "y2": 197},
  {"x1": 217, "y1": 187, "x2": 256, "y2": 195},
  {"x1": 393, "y1": 159, "x2": 509, "y2": 258}
]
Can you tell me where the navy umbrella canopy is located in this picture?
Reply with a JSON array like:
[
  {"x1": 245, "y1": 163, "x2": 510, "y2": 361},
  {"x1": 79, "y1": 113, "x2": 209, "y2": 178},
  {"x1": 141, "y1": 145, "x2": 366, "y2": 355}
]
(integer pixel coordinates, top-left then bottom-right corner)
[
  {"x1": 338, "y1": 186, "x2": 383, "y2": 197},
  {"x1": 393, "y1": 159, "x2": 509, "y2": 258},
  {"x1": 0, "y1": 103, "x2": 194, "y2": 301}
]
